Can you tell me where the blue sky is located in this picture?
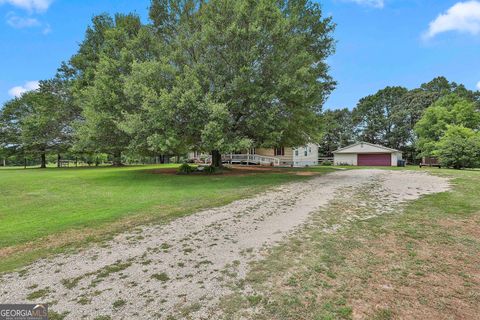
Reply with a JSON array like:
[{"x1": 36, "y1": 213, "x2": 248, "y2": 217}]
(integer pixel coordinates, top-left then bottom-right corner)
[{"x1": 1, "y1": 0, "x2": 479, "y2": 110}]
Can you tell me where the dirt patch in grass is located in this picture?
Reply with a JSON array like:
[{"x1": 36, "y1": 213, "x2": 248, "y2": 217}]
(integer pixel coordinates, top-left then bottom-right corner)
[{"x1": 345, "y1": 220, "x2": 480, "y2": 320}]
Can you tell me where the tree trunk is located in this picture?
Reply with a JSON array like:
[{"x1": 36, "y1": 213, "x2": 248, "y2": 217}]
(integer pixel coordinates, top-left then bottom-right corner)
[
  {"x1": 159, "y1": 155, "x2": 165, "y2": 164},
  {"x1": 57, "y1": 154, "x2": 61, "y2": 168},
  {"x1": 112, "y1": 151, "x2": 122, "y2": 166},
  {"x1": 75, "y1": 157, "x2": 78, "y2": 167},
  {"x1": 211, "y1": 150, "x2": 222, "y2": 168},
  {"x1": 40, "y1": 153, "x2": 46, "y2": 168},
  {"x1": 24, "y1": 158, "x2": 27, "y2": 169}
]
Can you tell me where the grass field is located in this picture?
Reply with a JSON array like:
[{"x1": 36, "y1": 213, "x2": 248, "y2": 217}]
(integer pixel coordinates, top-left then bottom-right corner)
[
  {"x1": 220, "y1": 167, "x2": 480, "y2": 319},
  {"x1": 0, "y1": 165, "x2": 335, "y2": 273}
]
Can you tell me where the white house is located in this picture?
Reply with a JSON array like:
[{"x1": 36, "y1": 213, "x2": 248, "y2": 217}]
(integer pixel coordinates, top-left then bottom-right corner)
[
  {"x1": 255, "y1": 143, "x2": 319, "y2": 167},
  {"x1": 188, "y1": 143, "x2": 319, "y2": 167},
  {"x1": 333, "y1": 142, "x2": 403, "y2": 167}
]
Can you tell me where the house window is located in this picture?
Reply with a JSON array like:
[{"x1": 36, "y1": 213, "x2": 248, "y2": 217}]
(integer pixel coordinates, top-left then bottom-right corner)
[
  {"x1": 295, "y1": 149, "x2": 299, "y2": 156},
  {"x1": 274, "y1": 147, "x2": 285, "y2": 156},
  {"x1": 304, "y1": 150, "x2": 308, "y2": 157}
]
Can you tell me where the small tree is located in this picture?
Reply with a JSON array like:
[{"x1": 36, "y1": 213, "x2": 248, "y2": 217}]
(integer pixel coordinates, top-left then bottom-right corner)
[{"x1": 436, "y1": 126, "x2": 480, "y2": 169}]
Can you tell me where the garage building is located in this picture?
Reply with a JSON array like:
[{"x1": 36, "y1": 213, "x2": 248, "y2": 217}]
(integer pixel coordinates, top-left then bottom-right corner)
[{"x1": 333, "y1": 142, "x2": 403, "y2": 167}]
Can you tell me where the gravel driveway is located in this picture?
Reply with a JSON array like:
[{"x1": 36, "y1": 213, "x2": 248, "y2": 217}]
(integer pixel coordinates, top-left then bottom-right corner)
[{"x1": 0, "y1": 169, "x2": 450, "y2": 319}]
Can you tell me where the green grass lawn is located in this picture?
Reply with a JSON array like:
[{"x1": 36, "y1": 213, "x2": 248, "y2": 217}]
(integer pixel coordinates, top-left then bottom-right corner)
[
  {"x1": 220, "y1": 167, "x2": 480, "y2": 319},
  {"x1": 0, "y1": 164, "x2": 334, "y2": 273}
]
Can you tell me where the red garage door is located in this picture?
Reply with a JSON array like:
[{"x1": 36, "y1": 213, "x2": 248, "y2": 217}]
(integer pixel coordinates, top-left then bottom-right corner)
[{"x1": 357, "y1": 154, "x2": 391, "y2": 166}]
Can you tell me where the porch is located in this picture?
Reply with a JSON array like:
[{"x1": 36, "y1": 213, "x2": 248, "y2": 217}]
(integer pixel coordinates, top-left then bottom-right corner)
[{"x1": 205, "y1": 154, "x2": 281, "y2": 166}]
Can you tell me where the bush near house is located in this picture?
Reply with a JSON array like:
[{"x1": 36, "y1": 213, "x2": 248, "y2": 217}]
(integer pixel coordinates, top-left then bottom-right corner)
[{"x1": 436, "y1": 126, "x2": 480, "y2": 169}]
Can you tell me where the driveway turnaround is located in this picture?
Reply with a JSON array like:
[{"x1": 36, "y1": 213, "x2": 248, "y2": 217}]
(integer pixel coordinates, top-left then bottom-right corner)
[{"x1": 0, "y1": 170, "x2": 450, "y2": 319}]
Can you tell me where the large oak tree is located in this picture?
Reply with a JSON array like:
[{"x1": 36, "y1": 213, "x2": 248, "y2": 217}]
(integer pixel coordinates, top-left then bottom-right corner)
[{"x1": 148, "y1": 0, "x2": 336, "y2": 166}]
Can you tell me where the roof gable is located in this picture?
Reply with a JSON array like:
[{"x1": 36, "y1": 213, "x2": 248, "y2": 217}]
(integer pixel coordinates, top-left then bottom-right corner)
[{"x1": 333, "y1": 142, "x2": 400, "y2": 154}]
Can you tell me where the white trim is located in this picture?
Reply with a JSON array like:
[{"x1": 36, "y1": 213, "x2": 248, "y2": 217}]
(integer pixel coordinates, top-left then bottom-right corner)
[{"x1": 333, "y1": 142, "x2": 400, "y2": 154}]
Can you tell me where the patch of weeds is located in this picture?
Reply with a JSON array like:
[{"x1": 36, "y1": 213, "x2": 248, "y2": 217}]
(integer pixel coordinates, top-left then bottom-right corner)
[
  {"x1": 141, "y1": 259, "x2": 152, "y2": 266},
  {"x1": 93, "y1": 316, "x2": 112, "y2": 320},
  {"x1": 18, "y1": 269, "x2": 29, "y2": 277},
  {"x1": 371, "y1": 308, "x2": 394, "y2": 320},
  {"x1": 194, "y1": 260, "x2": 213, "y2": 268},
  {"x1": 48, "y1": 311, "x2": 69, "y2": 320},
  {"x1": 151, "y1": 273, "x2": 170, "y2": 282},
  {"x1": 27, "y1": 288, "x2": 50, "y2": 301},
  {"x1": 112, "y1": 299, "x2": 126, "y2": 309},
  {"x1": 77, "y1": 296, "x2": 91, "y2": 305},
  {"x1": 95, "y1": 261, "x2": 132, "y2": 280},
  {"x1": 183, "y1": 248, "x2": 193, "y2": 254},
  {"x1": 61, "y1": 275, "x2": 86, "y2": 289},
  {"x1": 160, "y1": 243, "x2": 171, "y2": 250},
  {"x1": 246, "y1": 294, "x2": 263, "y2": 306},
  {"x1": 180, "y1": 302, "x2": 202, "y2": 317}
]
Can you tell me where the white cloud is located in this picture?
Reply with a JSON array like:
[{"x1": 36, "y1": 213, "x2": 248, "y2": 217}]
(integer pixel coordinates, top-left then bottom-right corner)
[
  {"x1": 476, "y1": 81, "x2": 480, "y2": 90},
  {"x1": 8, "y1": 81, "x2": 40, "y2": 98},
  {"x1": 345, "y1": 0, "x2": 384, "y2": 8},
  {"x1": 0, "y1": 0, "x2": 53, "y2": 13},
  {"x1": 6, "y1": 13, "x2": 39, "y2": 28},
  {"x1": 424, "y1": 1, "x2": 480, "y2": 39}
]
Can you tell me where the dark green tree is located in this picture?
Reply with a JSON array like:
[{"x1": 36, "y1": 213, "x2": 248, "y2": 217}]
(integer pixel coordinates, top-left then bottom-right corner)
[
  {"x1": 72, "y1": 14, "x2": 149, "y2": 165},
  {"x1": 0, "y1": 84, "x2": 70, "y2": 168},
  {"x1": 319, "y1": 108, "x2": 354, "y2": 156},
  {"x1": 149, "y1": 0, "x2": 336, "y2": 166},
  {"x1": 352, "y1": 86, "x2": 408, "y2": 148}
]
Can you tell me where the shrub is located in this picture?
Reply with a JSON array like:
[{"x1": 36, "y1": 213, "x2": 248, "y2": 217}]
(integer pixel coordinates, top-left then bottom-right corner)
[
  {"x1": 436, "y1": 125, "x2": 480, "y2": 169},
  {"x1": 177, "y1": 163, "x2": 195, "y2": 174},
  {"x1": 321, "y1": 160, "x2": 332, "y2": 166},
  {"x1": 203, "y1": 165, "x2": 217, "y2": 174}
]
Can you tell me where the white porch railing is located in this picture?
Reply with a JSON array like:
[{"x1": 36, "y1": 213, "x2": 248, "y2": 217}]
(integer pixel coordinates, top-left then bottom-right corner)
[{"x1": 205, "y1": 154, "x2": 280, "y2": 166}]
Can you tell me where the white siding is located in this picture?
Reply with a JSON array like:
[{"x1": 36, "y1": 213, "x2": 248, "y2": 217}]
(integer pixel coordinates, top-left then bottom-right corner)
[
  {"x1": 391, "y1": 152, "x2": 403, "y2": 167},
  {"x1": 335, "y1": 152, "x2": 403, "y2": 166},
  {"x1": 335, "y1": 143, "x2": 395, "y2": 154},
  {"x1": 334, "y1": 153, "x2": 357, "y2": 166},
  {"x1": 292, "y1": 143, "x2": 319, "y2": 167}
]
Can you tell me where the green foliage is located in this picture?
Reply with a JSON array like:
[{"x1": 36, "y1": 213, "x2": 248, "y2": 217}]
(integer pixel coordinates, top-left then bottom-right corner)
[
  {"x1": 353, "y1": 86, "x2": 409, "y2": 148},
  {"x1": 147, "y1": 0, "x2": 335, "y2": 154},
  {"x1": 73, "y1": 14, "x2": 147, "y2": 164},
  {"x1": 321, "y1": 160, "x2": 332, "y2": 166},
  {"x1": 342, "y1": 76, "x2": 479, "y2": 163},
  {"x1": 177, "y1": 163, "x2": 195, "y2": 174},
  {"x1": 435, "y1": 126, "x2": 480, "y2": 169},
  {"x1": 415, "y1": 94, "x2": 480, "y2": 158},
  {"x1": 151, "y1": 272, "x2": 170, "y2": 282},
  {"x1": 0, "y1": 81, "x2": 76, "y2": 167},
  {"x1": 319, "y1": 108, "x2": 355, "y2": 156},
  {"x1": 203, "y1": 165, "x2": 217, "y2": 174}
]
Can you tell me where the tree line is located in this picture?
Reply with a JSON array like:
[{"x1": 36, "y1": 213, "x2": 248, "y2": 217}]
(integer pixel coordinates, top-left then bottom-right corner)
[
  {"x1": 0, "y1": 0, "x2": 336, "y2": 168},
  {"x1": 320, "y1": 76, "x2": 480, "y2": 167}
]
